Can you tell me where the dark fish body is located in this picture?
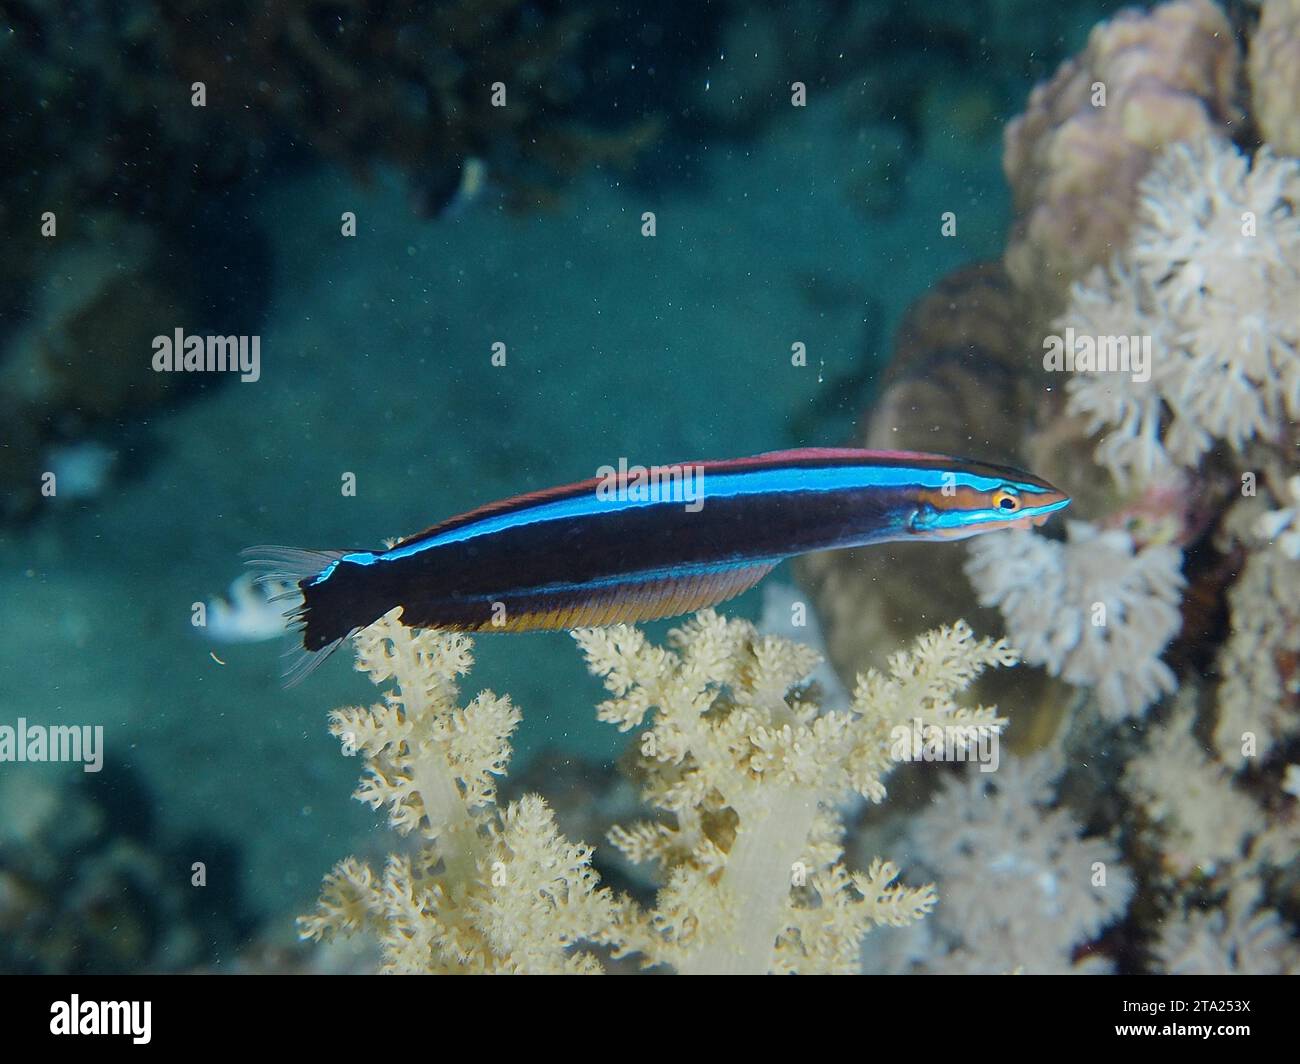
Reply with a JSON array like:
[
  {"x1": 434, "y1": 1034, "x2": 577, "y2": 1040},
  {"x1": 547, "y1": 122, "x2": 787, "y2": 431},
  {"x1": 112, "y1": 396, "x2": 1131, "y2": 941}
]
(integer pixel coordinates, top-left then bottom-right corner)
[{"x1": 248, "y1": 448, "x2": 1069, "y2": 681}]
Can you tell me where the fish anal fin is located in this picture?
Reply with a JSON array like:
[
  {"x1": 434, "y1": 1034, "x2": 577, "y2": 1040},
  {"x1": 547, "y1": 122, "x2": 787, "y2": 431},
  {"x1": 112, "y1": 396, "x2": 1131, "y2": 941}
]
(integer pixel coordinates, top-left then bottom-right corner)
[{"x1": 475, "y1": 562, "x2": 778, "y2": 632}]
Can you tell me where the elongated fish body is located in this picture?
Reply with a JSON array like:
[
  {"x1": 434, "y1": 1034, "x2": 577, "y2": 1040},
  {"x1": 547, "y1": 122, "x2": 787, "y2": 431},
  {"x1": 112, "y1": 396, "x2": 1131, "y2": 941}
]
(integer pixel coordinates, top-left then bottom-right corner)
[{"x1": 249, "y1": 448, "x2": 1069, "y2": 681}]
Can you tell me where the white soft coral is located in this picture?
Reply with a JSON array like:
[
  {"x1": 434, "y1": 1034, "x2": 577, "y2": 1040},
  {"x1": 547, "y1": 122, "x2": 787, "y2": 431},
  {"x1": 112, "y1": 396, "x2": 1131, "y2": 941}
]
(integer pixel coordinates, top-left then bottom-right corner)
[
  {"x1": 1065, "y1": 137, "x2": 1300, "y2": 482},
  {"x1": 965, "y1": 522, "x2": 1185, "y2": 719}
]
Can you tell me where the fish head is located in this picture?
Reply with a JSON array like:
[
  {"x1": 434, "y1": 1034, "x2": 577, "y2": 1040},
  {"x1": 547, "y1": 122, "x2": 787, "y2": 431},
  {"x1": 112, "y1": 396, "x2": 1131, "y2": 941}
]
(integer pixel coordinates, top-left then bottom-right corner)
[{"x1": 904, "y1": 459, "x2": 1070, "y2": 541}]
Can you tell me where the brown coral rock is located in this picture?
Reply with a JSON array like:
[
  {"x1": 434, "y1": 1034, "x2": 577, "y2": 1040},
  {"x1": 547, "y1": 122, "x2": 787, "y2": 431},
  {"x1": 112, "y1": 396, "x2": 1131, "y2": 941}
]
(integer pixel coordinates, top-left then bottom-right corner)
[
  {"x1": 1249, "y1": 0, "x2": 1300, "y2": 157},
  {"x1": 1003, "y1": 0, "x2": 1241, "y2": 312},
  {"x1": 795, "y1": 262, "x2": 1069, "y2": 750},
  {"x1": 871, "y1": 261, "x2": 1035, "y2": 461}
]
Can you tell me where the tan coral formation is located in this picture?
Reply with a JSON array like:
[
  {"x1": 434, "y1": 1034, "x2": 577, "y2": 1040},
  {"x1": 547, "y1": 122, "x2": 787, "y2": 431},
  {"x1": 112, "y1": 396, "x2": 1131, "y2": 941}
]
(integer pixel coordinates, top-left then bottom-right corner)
[
  {"x1": 302, "y1": 609, "x2": 1018, "y2": 974},
  {"x1": 1249, "y1": 0, "x2": 1300, "y2": 157},
  {"x1": 798, "y1": 0, "x2": 1300, "y2": 976},
  {"x1": 298, "y1": 612, "x2": 617, "y2": 973},
  {"x1": 1213, "y1": 498, "x2": 1300, "y2": 767},
  {"x1": 963, "y1": 133, "x2": 1298, "y2": 742},
  {"x1": 1002, "y1": 0, "x2": 1241, "y2": 311},
  {"x1": 574, "y1": 612, "x2": 1015, "y2": 974}
]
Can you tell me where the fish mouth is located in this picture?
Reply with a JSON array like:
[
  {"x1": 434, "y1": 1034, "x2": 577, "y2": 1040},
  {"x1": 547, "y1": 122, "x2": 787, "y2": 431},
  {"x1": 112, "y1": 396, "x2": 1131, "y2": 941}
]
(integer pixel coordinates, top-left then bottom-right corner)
[{"x1": 1017, "y1": 495, "x2": 1071, "y2": 530}]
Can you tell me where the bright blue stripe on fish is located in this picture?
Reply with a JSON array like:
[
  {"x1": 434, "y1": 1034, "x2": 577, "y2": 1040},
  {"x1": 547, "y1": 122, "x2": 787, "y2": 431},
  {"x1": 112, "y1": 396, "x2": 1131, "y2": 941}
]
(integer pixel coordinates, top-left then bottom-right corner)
[
  {"x1": 346, "y1": 462, "x2": 1049, "y2": 567},
  {"x1": 433, "y1": 556, "x2": 781, "y2": 600},
  {"x1": 930, "y1": 496, "x2": 1071, "y2": 531},
  {"x1": 313, "y1": 553, "x2": 777, "y2": 593}
]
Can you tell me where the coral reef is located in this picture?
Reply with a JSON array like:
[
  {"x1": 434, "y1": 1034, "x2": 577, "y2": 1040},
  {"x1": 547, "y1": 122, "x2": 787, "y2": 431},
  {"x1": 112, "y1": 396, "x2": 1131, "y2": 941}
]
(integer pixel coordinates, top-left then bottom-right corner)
[
  {"x1": 800, "y1": 0, "x2": 1300, "y2": 977},
  {"x1": 574, "y1": 612, "x2": 1014, "y2": 975},
  {"x1": 297, "y1": 611, "x2": 615, "y2": 973},
  {"x1": 1213, "y1": 498, "x2": 1300, "y2": 767},
  {"x1": 302, "y1": 610, "x2": 1018, "y2": 974},
  {"x1": 1124, "y1": 702, "x2": 1258, "y2": 878},
  {"x1": 965, "y1": 522, "x2": 1185, "y2": 720},
  {"x1": 953, "y1": 132, "x2": 1296, "y2": 746},
  {"x1": 0, "y1": 766, "x2": 254, "y2": 974},
  {"x1": 904, "y1": 754, "x2": 1133, "y2": 974},
  {"x1": 1002, "y1": 0, "x2": 1240, "y2": 312},
  {"x1": 11, "y1": 0, "x2": 1299, "y2": 979},
  {"x1": 1248, "y1": 0, "x2": 1300, "y2": 157},
  {"x1": 1065, "y1": 138, "x2": 1300, "y2": 483}
]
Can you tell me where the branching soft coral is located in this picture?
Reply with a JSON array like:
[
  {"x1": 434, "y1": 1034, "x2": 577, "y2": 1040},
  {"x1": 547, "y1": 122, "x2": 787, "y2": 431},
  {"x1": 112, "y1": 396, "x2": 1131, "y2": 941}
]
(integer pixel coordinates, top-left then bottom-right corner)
[
  {"x1": 573, "y1": 610, "x2": 1016, "y2": 975},
  {"x1": 1129, "y1": 690, "x2": 1300, "y2": 971},
  {"x1": 906, "y1": 754, "x2": 1133, "y2": 974},
  {"x1": 302, "y1": 607, "x2": 1018, "y2": 975},
  {"x1": 1215, "y1": 500, "x2": 1300, "y2": 766},
  {"x1": 1124, "y1": 701, "x2": 1258, "y2": 880},
  {"x1": 1157, "y1": 889, "x2": 1299, "y2": 974},
  {"x1": 965, "y1": 522, "x2": 1185, "y2": 719},
  {"x1": 1256, "y1": 474, "x2": 1300, "y2": 560},
  {"x1": 1065, "y1": 137, "x2": 1300, "y2": 484},
  {"x1": 298, "y1": 609, "x2": 616, "y2": 973}
]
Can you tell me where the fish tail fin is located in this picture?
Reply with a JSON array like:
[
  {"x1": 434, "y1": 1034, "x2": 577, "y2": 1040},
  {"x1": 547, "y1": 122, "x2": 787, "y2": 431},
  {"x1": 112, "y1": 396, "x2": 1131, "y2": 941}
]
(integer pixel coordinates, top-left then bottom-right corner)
[
  {"x1": 279, "y1": 632, "x2": 347, "y2": 688},
  {"x1": 240, "y1": 546, "x2": 351, "y2": 587},
  {"x1": 241, "y1": 546, "x2": 362, "y2": 687}
]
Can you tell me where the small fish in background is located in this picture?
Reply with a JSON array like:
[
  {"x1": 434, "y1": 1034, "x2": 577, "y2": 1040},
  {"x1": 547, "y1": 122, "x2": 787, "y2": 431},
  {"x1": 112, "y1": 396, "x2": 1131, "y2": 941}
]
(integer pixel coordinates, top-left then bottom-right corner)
[
  {"x1": 44, "y1": 440, "x2": 118, "y2": 502},
  {"x1": 246, "y1": 448, "x2": 1070, "y2": 684},
  {"x1": 413, "y1": 156, "x2": 489, "y2": 219},
  {"x1": 203, "y1": 572, "x2": 302, "y2": 644}
]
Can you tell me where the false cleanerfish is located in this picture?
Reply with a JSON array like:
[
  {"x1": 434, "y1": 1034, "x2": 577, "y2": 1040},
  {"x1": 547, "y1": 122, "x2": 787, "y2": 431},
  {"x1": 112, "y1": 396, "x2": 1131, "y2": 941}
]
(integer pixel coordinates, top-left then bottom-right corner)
[{"x1": 246, "y1": 448, "x2": 1069, "y2": 684}]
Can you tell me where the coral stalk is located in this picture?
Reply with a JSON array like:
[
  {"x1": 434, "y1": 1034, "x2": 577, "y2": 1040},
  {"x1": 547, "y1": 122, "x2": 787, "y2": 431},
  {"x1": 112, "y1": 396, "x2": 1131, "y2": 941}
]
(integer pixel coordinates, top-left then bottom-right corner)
[{"x1": 678, "y1": 787, "x2": 819, "y2": 975}]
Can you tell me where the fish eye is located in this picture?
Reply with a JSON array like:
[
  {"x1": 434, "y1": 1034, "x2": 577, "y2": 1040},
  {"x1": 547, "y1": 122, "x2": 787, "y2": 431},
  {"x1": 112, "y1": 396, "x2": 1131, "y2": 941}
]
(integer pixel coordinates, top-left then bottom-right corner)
[{"x1": 992, "y1": 488, "x2": 1020, "y2": 512}]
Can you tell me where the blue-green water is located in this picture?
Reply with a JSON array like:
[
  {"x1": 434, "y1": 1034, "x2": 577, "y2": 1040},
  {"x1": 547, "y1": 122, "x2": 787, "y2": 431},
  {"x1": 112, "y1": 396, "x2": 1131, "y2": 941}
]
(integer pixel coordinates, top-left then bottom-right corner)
[
  {"x1": 1, "y1": 1, "x2": 1136, "y2": 973},
  {"x1": 1, "y1": 92, "x2": 1012, "y2": 925}
]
